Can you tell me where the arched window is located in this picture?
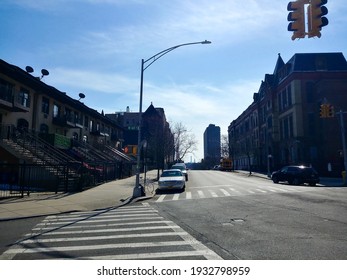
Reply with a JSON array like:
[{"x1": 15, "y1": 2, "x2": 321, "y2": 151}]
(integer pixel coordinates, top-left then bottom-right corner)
[
  {"x1": 40, "y1": 124, "x2": 49, "y2": 134},
  {"x1": 17, "y1": 118, "x2": 29, "y2": 132}
]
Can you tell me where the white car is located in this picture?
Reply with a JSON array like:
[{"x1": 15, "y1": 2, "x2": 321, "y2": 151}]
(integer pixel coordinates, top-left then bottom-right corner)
[
  {"x1": 171, "y1": 163, "x2": 188, "y2": 181},
  {"x1": 158, "y1": 169, "x2": 186, "y2": 191}
]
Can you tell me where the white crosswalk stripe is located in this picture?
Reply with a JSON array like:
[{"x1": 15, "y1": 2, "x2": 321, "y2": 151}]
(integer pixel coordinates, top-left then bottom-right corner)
[
  {"x1": 0, "y1": 203, "x2": 222, "y2": 260},
  {"x1": 154, "y1": 184, "x2": 318, "y2": 203}
]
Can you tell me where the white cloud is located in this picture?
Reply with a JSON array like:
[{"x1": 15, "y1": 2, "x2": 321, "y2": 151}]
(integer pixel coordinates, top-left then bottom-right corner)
[
  {"x1": 49, "y1": 67, "x2": 138, "y2": 94},
  {"x1": 52, "y1": 0, "x2": 288, "y2": 61},
  {"x1": 7, "y1": 0, "x2": 144, "y2": 10}
]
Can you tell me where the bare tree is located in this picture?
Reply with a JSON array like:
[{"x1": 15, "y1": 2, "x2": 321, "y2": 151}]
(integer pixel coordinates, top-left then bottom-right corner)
[
  {"x1": 172, "y1": 122, "x2": 198, "y2": 162},
  {"x1": 221, "y1": 134, "x2": 229, "y2": 158}
]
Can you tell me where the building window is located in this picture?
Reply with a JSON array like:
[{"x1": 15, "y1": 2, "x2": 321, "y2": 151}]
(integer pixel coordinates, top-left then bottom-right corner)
[
  {"x1": 308, "y1": 113, "x2": 315, "y2": 134},
  {"x1": 65, "y1": 108, "x2": 72, "y2": 122},
  {"x1": 17, "y1": 118, "x2": 29, "y2": 132},
  {"x1": 72, "y1": 132, "x2": 78, "y2": 140},
  {"x1": 279, "y1": 86, "x2": 292, "y2": 111},
  {"x1": 41, "y1": 97, "x2": 49, "y2": 114},
  {"x1": 280, "y1": 114, "x2": 293, "y2": 140},
  {"x1": 18, "y1": 88, "x2": 31, "y2": 108},
  {"x1": 89, "y1": 120, "x2": 94, "y2": 132},
  {"x1": 53, "y1": 104, "x2": 61, "y2": 118},
  {"x1": 84, "y1": 116, "x2": 89, "y2": 128},
  {"x1": 74, "y1": 111, "x2": 81, "y2": 125},
  {"x1": 267, "y1": 116, "x2": 273, "y2": 128},
  {"x1": 40, "y1": 124, "x2": 49, "y2": 134},
  {"x1": 287, "y1": 86, "x2": 292, "y2": 106},
  {"x1": 0, "y1": 78, "x2": 13, "y2": 102},
  {"x1": 306, "y1": 82, "x2": 314, "y2": 103}
]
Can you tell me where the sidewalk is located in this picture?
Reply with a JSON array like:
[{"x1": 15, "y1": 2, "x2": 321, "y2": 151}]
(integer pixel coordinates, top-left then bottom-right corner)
[{"x1": 0, "y1": 170, "x2": 157, "y2": 221}]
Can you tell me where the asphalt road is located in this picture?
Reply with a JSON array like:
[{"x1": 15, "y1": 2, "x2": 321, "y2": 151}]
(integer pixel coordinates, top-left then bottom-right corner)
[
  {"x1": 149, "y1": 170, "x2": 347, "y2": 260},
  {"x1": 0, "y1": 217, "x2": 43, "y2": 255}
]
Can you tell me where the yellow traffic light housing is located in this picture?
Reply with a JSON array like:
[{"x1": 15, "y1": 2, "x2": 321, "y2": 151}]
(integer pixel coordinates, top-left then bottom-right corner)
[
  {"x1": 287, "y1": 1, "x2": 307, "y2": 40},
  {"x1": 320, "y1": 104, "x2": 328, "y2": 118},
  {"x1": 308, "y1": 0, "x2": 329, "y2": 38},
  {"x1": 327, "y1": 104, "x2": 334, "y2": 118},
  {"x1": 320, "y1": 103, "x2": 334, "y2": 118}
]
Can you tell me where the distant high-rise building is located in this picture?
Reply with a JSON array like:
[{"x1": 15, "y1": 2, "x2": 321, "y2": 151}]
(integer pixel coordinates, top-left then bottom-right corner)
[{"x1": 204, "y1": 124, "x2": 221, "y2": 166}]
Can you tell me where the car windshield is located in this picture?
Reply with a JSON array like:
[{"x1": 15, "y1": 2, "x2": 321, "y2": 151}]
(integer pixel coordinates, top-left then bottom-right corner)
[{"x1": 161, "y1": 171, "x2": 182, "y2": 177}]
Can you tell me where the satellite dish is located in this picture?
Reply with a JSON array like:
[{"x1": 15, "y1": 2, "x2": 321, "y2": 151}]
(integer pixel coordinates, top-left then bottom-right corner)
[
  {"x1": 40, "y1": 69, "x2": 49, "y2": 80},
  {"x1": 78, "y1": 93, "x2": 85, "y2": 101},
  {"x1": 25, "y1": 66, "x2": 34, "y2": 73},
  {"x1": 41, "y1": 69, "x2": 49, "y2": 76}
]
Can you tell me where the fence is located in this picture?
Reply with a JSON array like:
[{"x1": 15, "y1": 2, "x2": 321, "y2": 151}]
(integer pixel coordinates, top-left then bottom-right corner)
[{"x1": 0, "y1": 161, "x2": 133, "y2": 199}]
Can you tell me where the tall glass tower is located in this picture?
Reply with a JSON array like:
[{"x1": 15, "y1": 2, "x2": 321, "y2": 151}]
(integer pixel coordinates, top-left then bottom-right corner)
[{"x1": 204, "y1": 124, "x2": 221, "y2": 167}]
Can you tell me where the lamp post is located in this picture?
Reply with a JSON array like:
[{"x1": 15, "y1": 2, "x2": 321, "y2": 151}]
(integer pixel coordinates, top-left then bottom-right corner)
[{"x1": 133, "y1": 40, "x2": 211, "y2": 198}]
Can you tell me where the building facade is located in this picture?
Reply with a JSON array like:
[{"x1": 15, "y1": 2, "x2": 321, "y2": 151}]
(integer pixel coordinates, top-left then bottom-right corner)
[
  {"x1": 106, "y1": 106, "x2": 139, "y2": 156},
  {"x1": 204, "y1": 124, "x2": 221, "y2": 167},
  {"x1": 107, "y1": 103, "x2": 174, "y2": 170},
  {"x1": 0, "y1": 59, "x2": 125, "y2": 150},
  {"x1": 228, "y1": 53, "x2": 347, "y2": 176},
  {"x1": 0, "y1": 59, "x2": 133, "y2": 192}
]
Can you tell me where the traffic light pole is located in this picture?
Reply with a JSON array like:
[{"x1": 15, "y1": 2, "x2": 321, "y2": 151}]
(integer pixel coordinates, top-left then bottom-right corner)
[{"x1": 337, "y1": 110, "x2": 347, "y2": 184}]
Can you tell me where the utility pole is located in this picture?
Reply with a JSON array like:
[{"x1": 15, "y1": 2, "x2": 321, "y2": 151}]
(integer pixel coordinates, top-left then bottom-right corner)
[{"x1": 337, "y1": 110, "x2": 347, "y2": 185}]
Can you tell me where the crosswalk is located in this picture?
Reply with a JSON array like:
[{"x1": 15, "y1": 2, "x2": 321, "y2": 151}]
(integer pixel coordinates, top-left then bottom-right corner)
[
  {"x1": 153, "y1": 184, "x2": 342, "y2": 203},
  {"x1": 0, "y1": 203, "x2": 222, "y2": 260}
]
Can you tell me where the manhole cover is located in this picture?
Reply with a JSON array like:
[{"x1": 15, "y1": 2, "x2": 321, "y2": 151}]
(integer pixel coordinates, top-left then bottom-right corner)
[
  {"x1": 222, "y1": 218, "x2": 245, "y2": 226},
  {"x1": 230, "y1": 218, "x2": 245, "y2": 223}
]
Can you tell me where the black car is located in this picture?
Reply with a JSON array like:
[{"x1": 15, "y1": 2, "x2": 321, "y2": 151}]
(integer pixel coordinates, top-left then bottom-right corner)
[{"x1": 271, "y1": 165, "x2": 320, "y2": 186}]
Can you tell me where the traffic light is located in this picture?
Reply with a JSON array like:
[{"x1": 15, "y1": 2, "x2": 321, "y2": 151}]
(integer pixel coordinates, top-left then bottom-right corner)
[
  {"x1": 287, "y1": 0, "x2": 307, "y2": 40},
  {"x1": 327, "y1": 104, "x2": 334, "y2": 118},
  {"x1": 320, "y1": 104, "x2": 334, "y2": 118},
  {"x1": 319, "y1": 104, "x2": 328, "y2": 118},
  {"x1": 308, "y1": 0, "x2": 329, "y2": 38}
]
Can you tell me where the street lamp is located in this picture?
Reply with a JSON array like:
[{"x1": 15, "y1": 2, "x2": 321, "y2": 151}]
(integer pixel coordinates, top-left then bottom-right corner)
[{"x1": 133, "y1": 40, "x2": 211, "y2": 198}]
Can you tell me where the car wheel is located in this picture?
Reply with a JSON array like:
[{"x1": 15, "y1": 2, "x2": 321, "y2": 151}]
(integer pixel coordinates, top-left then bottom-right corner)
[
  {"x1": 272, "y1": 177, "x2": 279, "y2": 184},
  {"x1": 293, "y1": 178, "x2": 303, "y2": 185}
]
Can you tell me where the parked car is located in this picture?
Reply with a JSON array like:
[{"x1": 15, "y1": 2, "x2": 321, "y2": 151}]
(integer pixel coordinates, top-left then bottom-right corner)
[
  {"x1": 171, "y1": 163, "x2": 188, "y2": 181},
  {"x1": 271, "y1": 165, "x2": 320, "y2": 186},
  {"x1": 158, "y1": 169, "x2": 186, "y2": 191}
]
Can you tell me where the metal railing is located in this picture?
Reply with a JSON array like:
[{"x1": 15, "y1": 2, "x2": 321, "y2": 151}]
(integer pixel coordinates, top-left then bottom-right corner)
[
  {"x1": 0, "y1": 161, "x2": 133, "y2": 199},
  {"x1": 0, "y1": 125, "x2": 134, "y2": 198}
]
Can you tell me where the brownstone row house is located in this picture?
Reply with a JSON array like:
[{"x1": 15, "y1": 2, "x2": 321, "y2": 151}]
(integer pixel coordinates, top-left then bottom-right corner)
[
  {"x1": 0, "y1": 59, "x2": 133, "y2": 193},
  {"x1": 228, "y1": 52, "x2": 347, "y2": 177},
  {"x1": 107, "y1": 103, "x2": 174, "y2": 174},
  {"x1": 142, "y1": 103, "x2": 174, "y2": 171}
]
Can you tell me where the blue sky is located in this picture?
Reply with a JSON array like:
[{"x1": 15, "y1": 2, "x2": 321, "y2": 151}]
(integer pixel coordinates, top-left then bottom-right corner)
[{"x1": 1, "y1": 0, "x2": 346, "y2": 162}]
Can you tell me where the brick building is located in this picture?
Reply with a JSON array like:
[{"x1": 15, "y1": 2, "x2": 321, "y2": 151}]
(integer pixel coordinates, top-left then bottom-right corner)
[{"x1": 228, "y1": 53, "x2": 347, "y2": 176}]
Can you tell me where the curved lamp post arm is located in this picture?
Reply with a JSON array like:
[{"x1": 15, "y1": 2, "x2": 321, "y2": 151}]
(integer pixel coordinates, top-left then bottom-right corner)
[{"x1": 143, "y1": 40, "x2": 211, "y2": 71}]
